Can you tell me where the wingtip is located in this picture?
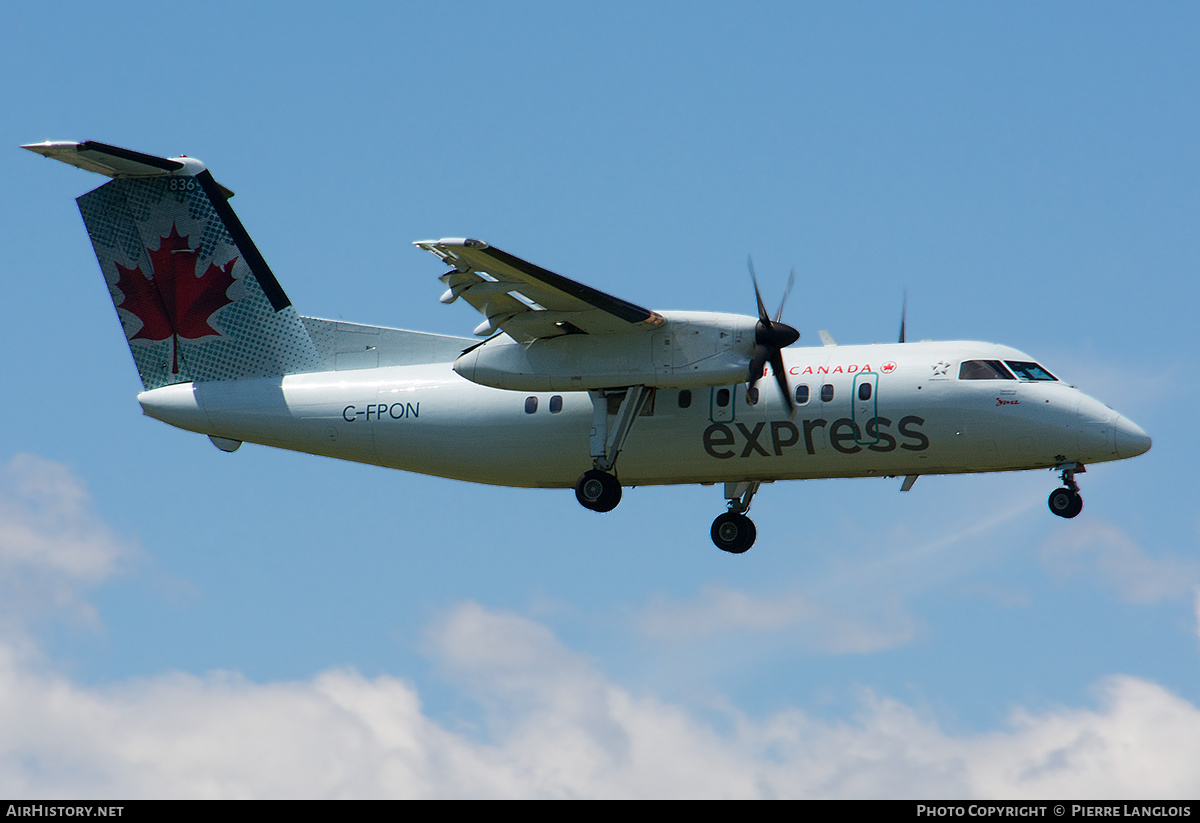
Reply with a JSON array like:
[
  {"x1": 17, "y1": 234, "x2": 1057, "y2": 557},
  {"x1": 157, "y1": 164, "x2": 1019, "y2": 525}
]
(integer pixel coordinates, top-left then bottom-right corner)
[
  {"x1": 21, "y1": 140, "x2": 79, "y2": 155},
  {"x1": 413, "y1": 238, "x2": 490, "y2": 249}
]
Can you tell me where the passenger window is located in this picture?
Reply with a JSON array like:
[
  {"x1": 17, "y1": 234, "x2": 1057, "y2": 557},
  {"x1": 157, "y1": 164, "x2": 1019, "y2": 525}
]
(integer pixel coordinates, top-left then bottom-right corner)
[
  {"x1": 747, "y1": 387, "x2": 759, "y2": 405},
  {"x1": 549, "y1": 395, "x2": 563, "y2": 413},
  {"x1": 716, "y1": 388, "x2": 730, "y2": 407},
  {"x1": 524, "y1": 396, "x2": 538, "y2": 414},
  {"x1": 678, "y1": 389, "x2": 692, "y2": 409},
  {"x1": 958, "y1": 360, "x2": 1016, "y2": 380},
  {"x1": 795, "y1": 384, "x2": 810, "y2": 405},
  {"x1": 821, "y1": 384, "x2": 834, "y2": 402},
  {"x1": 858, "y1": 382, "x2": 872, "y2": 401}
]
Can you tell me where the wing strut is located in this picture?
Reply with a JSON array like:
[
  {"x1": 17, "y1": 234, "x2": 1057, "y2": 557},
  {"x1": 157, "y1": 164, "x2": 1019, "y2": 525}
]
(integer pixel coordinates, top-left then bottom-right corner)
[{"x1": 588, "y1": 386, "x2": 650, "y2": 472}]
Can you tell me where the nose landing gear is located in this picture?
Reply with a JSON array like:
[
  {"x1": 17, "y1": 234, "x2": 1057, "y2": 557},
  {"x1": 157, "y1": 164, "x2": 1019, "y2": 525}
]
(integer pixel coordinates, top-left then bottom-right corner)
[{"x1": 1048, "y1": 463, "x2": 1085, "y2": 519}]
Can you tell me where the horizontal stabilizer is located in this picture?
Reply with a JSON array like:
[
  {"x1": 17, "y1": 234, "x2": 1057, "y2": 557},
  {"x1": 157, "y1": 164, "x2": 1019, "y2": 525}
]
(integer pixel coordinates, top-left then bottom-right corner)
[
  {"x1": 22, "y1": 141, "x2": 234, "y2": 197},
  {"x1": 23, "y1": 140, "x2": 184, "y2": 177}
]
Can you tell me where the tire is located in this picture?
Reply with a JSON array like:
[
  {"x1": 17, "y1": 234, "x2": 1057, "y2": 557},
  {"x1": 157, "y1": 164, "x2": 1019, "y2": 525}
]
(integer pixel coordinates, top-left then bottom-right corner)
[
  {"x1": 575, "y1": 470, "x2": 622, "y2": 512},
  {"x1": 711, "y1": 512, "x2": 756, "y2": 553},
  {"x1": 1048, "y1": 488, "x2": 1082, "y2": 519}
]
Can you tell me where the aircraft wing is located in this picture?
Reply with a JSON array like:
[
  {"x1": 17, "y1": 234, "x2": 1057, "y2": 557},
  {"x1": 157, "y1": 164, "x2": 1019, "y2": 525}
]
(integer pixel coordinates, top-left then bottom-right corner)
[{"x1": 414, "y1": 238, "x2": 664, "y2": 341}]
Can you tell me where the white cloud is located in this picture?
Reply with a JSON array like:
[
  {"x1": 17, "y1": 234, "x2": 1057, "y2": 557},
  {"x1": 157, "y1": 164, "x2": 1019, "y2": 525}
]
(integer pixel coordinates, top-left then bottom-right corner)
[
  {"x1": 638, "y1": 586, "x2": 919, "y2": 654},
  {"x1": 1040, "y1": 521, "x2": 1200, "y2": 604},
  {"x1": 0, "y1": 643, "x2": 467, "y2": 798},
  {"x1": 0, "y1": 454, "x2": 137, "y2": 628},
  {"x1": 2, "y1": 603, "x2": 1200, "y2": 798},
  {"x1": 968, "y1": 676, "x2": 1200, "y2": 798},
  {"x1": 2, "y1": 454, "x2": 1198, "y2": 798},
  {"x1": 632, "y1": 492, "x2": 1044, "y2": 655}
]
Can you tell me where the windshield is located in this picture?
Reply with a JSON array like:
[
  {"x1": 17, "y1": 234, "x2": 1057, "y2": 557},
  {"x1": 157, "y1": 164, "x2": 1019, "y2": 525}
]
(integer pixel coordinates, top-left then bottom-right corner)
[
  {"x1": 1004, "y1": 360, "x2": 1057, "y2": 381},
  {"x1": 958, "y1": 360, "x2": 1016, "y2": 380}
]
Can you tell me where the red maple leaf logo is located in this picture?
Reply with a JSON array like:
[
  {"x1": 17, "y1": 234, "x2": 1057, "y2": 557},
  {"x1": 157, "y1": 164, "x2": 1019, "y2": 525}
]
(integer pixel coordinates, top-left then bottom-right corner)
[{"x1": 115, "y1": 225, "x2": 236, "y2": 373}]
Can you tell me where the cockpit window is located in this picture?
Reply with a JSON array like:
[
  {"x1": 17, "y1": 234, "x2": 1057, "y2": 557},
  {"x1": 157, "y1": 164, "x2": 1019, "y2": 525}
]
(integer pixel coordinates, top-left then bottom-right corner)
[
  {"x1": 958, "y1": 360, "x2": 1016, "y2": 380},
  {"x1": 1005, "y1": 361, "x2": 1057, "y2": 381}
]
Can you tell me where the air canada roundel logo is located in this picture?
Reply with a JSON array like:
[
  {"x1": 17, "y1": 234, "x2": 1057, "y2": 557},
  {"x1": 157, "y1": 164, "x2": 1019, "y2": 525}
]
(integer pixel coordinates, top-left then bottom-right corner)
[
  {"x1": 881, "y1": 361, "x2": 897, "y2": 374},
  {"x1": 114, "y1": 224, "x2": 237, "y2": 373}
]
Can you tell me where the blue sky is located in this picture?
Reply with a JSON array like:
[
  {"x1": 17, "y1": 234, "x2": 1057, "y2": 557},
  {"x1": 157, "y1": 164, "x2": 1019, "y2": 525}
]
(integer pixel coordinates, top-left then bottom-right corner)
[{"x1": 2, "y1": 1, "x2": 1198, "y2": 798}]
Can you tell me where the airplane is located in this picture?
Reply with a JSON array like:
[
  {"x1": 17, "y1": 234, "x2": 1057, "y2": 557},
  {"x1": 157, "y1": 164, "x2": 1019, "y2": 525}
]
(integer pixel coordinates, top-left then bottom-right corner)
[{"x1": 23, "y1": 140, "x2": 1152, "y2": 554}]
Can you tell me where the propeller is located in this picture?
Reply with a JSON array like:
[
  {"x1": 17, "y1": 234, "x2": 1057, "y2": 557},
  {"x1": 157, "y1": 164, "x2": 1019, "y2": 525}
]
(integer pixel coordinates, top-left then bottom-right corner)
[
  {"x1": 898, "y1": 288, "x2": 908, "y2": 343},
  {"x1": 746, "y1": 257, "x2": 801, "y2": 416}
]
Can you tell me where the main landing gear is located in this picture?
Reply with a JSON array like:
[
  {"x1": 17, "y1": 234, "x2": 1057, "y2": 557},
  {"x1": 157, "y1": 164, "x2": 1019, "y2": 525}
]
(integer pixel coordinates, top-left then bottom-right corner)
[
  {"x1": 571, "y1": 384, "x2": 765, "y2": 554},
  {"x1": 1048, "y1": 462, "x2": 1085, "y2": 519},
  {"x1": 711, "y1": 481, "x2": 760, "y2": 554},
  {"x1": 574, "y1": 386, "x2": 650, "y2": 514},
  {"x1": 575, "y1": 469, "x2": 621, "y2": 512}
]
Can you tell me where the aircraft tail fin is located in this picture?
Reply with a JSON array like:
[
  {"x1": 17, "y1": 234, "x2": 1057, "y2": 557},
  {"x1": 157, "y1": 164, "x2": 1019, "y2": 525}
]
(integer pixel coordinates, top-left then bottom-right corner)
[{"x1": 24, "y1": 141, "x2": 324, "y2": 390}]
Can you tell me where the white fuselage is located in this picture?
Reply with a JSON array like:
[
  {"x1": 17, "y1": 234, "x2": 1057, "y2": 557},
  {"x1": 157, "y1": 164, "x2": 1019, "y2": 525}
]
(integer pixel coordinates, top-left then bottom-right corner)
[{"x1": 137, "y1": 339, "x2": 1149, "y2": 489}]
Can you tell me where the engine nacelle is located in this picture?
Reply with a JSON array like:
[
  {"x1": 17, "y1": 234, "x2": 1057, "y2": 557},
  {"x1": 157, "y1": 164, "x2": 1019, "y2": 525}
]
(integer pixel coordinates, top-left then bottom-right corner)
[{"x1": 453, "y1": 311, "x2": 758, "y2": 391}]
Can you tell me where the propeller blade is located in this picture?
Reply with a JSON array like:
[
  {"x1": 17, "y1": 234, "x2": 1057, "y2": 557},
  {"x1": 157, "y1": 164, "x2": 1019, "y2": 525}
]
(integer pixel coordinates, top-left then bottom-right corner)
[
  {"x1": 748, "y1": 256, "x2": 770, "y2": 326},
  {"x1": 769, "y1": 349, "x2": 795, "y2": 416},
  {"x1": 898, "y1": 289, "x2": 908, "y2": 343},
  {"x1": 747, "y1": 343, "x2": 770, "y2": 392},
  {"x1": 775, "y1": 267, "x2": 795, "y2": 323}
]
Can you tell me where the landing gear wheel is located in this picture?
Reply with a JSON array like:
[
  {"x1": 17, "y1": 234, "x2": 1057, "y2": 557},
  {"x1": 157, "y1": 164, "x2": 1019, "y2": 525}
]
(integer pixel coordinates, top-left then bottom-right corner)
[
  {"x1": 1048, "y1": 487, "x2": 1083, "y2": 519},
  {"x1": 575, "y1": 469, "x2": 622, "y2": 512},
  {"x1": 711, "y1": 512, "x2": 756, "y2": 554}
]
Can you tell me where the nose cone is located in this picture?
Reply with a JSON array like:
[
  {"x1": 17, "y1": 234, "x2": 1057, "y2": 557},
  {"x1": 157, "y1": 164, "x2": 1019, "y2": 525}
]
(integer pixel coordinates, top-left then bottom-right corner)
[{"x1": 1114, "y1": 415, "x2": 1152, "y2": 459}]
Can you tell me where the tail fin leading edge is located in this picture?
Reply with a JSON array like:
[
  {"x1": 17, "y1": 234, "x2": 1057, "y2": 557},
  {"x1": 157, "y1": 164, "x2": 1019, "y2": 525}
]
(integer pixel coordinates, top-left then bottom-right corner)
[{"x1": 26, "y1": 141, "x2": 323, "y2": 390}]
